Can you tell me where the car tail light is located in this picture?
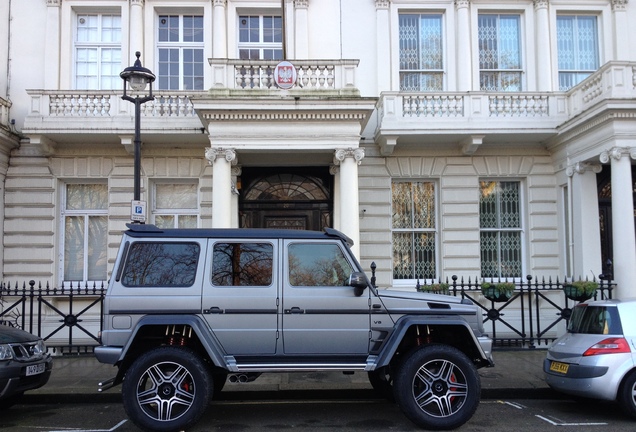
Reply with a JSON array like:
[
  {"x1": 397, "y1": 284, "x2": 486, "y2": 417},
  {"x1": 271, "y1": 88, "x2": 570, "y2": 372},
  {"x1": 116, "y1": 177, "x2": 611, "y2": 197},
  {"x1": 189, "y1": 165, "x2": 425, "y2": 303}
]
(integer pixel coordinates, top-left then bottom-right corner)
[{"x1": 583, "y1": 337, "x2": 631, "y2": 356}]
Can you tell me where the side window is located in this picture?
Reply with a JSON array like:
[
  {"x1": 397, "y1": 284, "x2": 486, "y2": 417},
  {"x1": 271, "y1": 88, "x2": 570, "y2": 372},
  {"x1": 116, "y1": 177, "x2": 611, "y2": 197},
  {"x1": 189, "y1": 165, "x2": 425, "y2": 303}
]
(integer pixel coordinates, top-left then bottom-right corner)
[
  {"x1": 62, "y1": 183, "x2": 108, "y2": 283},
  {"x1": 288, "y1": 243, "x2": 354, "y2": 287},
  {"x1": 479, "y1": 180, "x2": 522, "y2": 278},
  {"x1": 157, "y1": 14, "x2": 204, "y2": 90},
  {"x1": 399, "y1": 13, "x2": 444, "y2": 91},
  {"x1": 478, "y1": 14, "x2": 522, "y2": 91},
  {"x1": 152, "y1": 182, "x2": 199, "y2": 228},
  {"x1": 75, "y1": 13, "x2": 122, "y2": 90},
  {"x1": 121, "y1": 242, "x2": 200, "y2": 287},
  {"x1": 392, "y1": 181, "x2": 437, "y2": 281},
  {"x1": 557, "y1": 15, "x2": 599, "y2": 90},
  {"x1": 212, "y1": 243, "x2": 273, "y2": 286}
]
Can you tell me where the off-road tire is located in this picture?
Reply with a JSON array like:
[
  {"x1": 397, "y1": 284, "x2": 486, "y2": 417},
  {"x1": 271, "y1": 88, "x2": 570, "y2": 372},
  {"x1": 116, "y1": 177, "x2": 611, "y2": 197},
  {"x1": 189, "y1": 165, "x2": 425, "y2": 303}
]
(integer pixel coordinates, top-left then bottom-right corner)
[
  {"x1": 393, "y1": 344, "x2": 480, "y2": 430},
  {"x1": 122, "y1": 346, "x2": 212, "y2": 432}
]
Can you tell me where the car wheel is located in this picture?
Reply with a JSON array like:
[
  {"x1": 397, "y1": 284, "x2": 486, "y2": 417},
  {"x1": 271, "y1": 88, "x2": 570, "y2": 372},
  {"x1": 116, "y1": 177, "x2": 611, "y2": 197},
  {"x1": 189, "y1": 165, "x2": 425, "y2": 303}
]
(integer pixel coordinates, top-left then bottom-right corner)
[
  {"x1": 122, "y1": 346, "x2": 212, "y2": 432},
  {"x1": 393, "y1": 344, "x2": 480, "y2": 430},
  {"x1": 618, "y1": 370, "x2": 636, "y2": 418},
  {"x1": 368, "y1": 367, "x2": 394, "y2": 401}
]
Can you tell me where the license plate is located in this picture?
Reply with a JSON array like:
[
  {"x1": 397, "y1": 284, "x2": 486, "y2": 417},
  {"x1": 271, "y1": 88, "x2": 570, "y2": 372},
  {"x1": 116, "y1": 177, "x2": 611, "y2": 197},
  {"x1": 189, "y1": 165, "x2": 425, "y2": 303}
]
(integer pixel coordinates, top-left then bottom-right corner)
[
  {"x1": 549, "y1": 361, "x2": 569, "y2": 374},
  {"x1": 26, "y1": 363, "x2": 46, "y2": 376}
]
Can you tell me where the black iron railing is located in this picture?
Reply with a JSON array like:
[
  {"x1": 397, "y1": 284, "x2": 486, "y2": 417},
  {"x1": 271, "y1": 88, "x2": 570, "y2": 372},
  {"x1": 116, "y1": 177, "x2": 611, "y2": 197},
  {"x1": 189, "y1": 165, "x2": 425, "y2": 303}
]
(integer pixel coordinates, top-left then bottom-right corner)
[{"x1": 0, "y1": 280, "x2": 106, "y2": 355}]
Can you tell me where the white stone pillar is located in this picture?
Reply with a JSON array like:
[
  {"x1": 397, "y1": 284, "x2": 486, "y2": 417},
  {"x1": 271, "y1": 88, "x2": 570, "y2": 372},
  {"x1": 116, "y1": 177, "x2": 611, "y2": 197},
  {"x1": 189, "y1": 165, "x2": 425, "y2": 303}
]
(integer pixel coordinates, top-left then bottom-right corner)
[
  {"x1": 375, "y1": 0, "x2": 390, "y2": 91},
  {"x1": 44, "y1": 0, "x2": 61, "y2": 89},
  {"x1": 231, "y1": 165, "x2": 241, "y2": 228},
  {"x1": 600, "y1": 148, "x2": 636, "y2": 298},
  {"x1": 334, "y1": 148, "x2": 364, "y2": 258},
  {"x1": 213, "y1": 0, "x2": 228, "y2": 58},
  {"x1": 455, "y1": 0, "x2": 472, "y2": 91},
  {"x1": 205, "y1": 147, "x2": 237, "y2": 228},
  {"x1": 330, "y1": 165, "x2": 341, "y2": 231},
  {"x1": 567, "y1": 162, "x2": 603, "y2": 278},
  {"x1": 294, "y1": 0, "x2": 309, "y2": 59},
  {"x1": 534, "y1": 0, "x2": 552, "y2": 91},
  {"x1": 611, "y1": 0, "x2": 630, "y2": 60},
  {"x1": 130, "y1": 0, "x2": 145, "y2": 55}
]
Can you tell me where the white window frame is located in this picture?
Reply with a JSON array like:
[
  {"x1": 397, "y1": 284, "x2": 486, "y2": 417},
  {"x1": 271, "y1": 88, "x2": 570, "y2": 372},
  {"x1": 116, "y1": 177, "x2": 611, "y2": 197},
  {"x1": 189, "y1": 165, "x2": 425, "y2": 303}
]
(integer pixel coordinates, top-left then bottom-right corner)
[
  {"x1": 398, "y1": 12, "x2": 445, "y2": 91},
  {"x1": 73, "y1": 12, "x2": 122, "y2": 90},
  {"x1": 556, "y1": 14, "x2": 600, "y2": 91},
  {"x1": 479, "y1": 179, "x2": 525, "y2": 281},
  {"x1": 477, "y1": 12, "x2": 524, "y2": 91},
  {"x1": 59, "y1": 182, "x2": 109, "y2": 285},
  {"x1": 151, "y1": 181, "x2": 200, "y2": 228},
  {"x1": 237, "y1": 14, "x2": 283, "y2": 60},
  {"x1": 391, "y1": 180, "x2": 439, "y2": 286},
  {"x1": 156, "y1": 13, "x2": 205, "y2": 90}
]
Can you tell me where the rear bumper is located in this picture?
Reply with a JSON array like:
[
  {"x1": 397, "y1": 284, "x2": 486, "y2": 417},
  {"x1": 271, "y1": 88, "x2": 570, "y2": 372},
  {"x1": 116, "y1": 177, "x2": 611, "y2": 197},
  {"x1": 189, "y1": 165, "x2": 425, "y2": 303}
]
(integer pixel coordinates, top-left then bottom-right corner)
[{"x1": 543, "y1": 358, "x2": 614, "y2": 400}]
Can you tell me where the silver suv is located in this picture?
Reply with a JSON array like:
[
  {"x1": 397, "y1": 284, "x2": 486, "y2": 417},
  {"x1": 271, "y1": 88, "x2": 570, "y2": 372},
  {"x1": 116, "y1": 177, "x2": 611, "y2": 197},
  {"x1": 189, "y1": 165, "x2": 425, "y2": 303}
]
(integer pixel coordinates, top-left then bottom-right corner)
[{"x1": 96, "y1": 224, "x2": 493, "y2": 431}]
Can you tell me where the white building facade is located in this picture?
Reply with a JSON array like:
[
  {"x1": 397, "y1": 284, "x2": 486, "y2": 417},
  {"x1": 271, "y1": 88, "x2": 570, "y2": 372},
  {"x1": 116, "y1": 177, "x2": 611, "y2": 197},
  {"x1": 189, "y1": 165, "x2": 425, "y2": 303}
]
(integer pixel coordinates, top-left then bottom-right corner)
[{"x1": 1, "y1": 0, "x2": 635, "y2": 313}]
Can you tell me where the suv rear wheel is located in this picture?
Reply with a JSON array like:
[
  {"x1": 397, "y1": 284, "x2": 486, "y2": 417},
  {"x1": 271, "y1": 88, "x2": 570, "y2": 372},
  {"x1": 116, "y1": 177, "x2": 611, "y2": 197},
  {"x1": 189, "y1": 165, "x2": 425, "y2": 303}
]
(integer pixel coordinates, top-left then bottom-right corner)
[
  {"x1": 393, "y1": 344, "x2": 480, "y2": 430},
  {"x1": 122, "y1": 346, "x2": 212, "y2": 432}
]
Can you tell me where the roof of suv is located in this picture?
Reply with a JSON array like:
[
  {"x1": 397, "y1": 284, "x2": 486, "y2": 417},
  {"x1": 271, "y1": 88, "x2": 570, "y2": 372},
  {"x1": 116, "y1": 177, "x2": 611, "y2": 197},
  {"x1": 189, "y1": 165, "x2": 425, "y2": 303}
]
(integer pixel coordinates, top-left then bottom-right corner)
[{"x1": 124, "y1": 224, "x2": 354, "y2": 245}]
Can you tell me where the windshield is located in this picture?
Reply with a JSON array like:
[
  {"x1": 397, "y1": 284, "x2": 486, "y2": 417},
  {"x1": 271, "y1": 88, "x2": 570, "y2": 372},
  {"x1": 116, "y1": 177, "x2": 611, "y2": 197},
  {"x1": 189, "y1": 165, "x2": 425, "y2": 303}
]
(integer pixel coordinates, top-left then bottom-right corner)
[{"x1": 567, "y1": 305, "x2": 623, "y2": 335}]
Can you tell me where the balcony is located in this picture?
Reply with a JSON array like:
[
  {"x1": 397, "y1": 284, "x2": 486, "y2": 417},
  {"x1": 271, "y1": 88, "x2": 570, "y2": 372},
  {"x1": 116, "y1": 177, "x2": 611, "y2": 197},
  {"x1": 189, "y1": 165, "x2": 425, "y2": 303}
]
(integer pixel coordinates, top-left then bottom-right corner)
[{"x1": 375, "y1": 61, "x2": 636, "y2": 155}]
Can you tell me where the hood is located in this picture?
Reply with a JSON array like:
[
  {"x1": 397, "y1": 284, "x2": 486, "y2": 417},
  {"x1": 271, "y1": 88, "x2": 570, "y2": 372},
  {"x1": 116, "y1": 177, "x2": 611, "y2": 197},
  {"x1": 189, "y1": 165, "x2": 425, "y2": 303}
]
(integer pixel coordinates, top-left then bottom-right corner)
[
  {"x1": 0, "y1": 325, "x2": 40, "y2": 344},
  {"x1": 378, "y1": 289, "x2": 477, "y2": 314}
]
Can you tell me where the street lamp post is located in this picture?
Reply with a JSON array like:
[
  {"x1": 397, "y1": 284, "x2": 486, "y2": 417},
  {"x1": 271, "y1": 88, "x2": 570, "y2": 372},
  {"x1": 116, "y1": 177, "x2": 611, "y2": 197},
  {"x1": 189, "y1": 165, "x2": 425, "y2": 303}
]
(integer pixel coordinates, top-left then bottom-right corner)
[{"x1": 120, "y1": 52, "x2": 155, "y2": 222}]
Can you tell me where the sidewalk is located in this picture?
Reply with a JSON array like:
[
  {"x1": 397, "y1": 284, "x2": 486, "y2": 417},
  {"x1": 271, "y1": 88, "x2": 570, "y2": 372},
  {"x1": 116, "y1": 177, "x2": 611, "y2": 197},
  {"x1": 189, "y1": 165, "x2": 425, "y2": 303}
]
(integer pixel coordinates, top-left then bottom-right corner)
[{"x1": 24, "y1": 349, "x2": 554, "y2": 403}]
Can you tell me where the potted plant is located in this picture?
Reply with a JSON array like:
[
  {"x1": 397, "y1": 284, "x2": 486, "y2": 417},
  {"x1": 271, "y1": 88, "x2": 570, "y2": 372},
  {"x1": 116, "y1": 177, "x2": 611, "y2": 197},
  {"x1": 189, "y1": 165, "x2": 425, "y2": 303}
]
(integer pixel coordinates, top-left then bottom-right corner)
[
  {"x1": 563, "y1": 280, "x2": 598, "y2": 302},
  {"x1": 481, "y1": 281, "x2": 515, "y2": 302},
  {"x1": 418, "y1": 283, "x2": 450, "y2": 295}
]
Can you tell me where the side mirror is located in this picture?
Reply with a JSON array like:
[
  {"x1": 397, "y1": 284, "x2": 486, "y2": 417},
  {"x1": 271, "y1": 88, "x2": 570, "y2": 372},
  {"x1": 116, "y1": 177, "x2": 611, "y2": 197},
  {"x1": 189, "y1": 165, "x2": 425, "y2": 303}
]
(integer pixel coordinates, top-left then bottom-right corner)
[{"x1": 348, "y1": 272, "x2": 369, "y2": 292}]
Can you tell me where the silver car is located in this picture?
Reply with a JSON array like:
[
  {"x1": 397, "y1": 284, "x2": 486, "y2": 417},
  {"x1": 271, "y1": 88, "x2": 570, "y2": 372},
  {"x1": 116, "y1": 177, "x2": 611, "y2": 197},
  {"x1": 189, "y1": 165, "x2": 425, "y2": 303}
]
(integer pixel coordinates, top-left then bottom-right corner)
[{"x1": 544, "y1": 299, "x2": 636, "y2": 417}]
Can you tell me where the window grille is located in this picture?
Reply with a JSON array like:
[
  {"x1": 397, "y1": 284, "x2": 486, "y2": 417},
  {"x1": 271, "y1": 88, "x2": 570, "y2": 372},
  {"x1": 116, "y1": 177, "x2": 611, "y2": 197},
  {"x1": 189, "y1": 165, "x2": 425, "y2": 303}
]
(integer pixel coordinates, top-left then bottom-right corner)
[
  {"x1": 478, "y1": 14, "x2": 522, "y2": 91},
  {"x1": 399, "y1": 14, "x2": 444, "y2": 91},
  {"x1": 557, "y1": 15, "x2": 599, "y2": 90}
]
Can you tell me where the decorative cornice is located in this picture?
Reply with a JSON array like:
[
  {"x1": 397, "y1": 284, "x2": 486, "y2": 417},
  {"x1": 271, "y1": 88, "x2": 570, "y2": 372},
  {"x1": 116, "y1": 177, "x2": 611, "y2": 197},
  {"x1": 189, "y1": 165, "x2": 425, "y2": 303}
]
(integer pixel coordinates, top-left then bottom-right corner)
[
  {"x1": 130, "y1": 0, "x2": 144, "y2": 6},
  {"x1": 205, "y1": 147, "x2": 237, "y2": 165},
  {"x1": 333, "y1": 148, "x2": 365, "y2": 165},
  {"x1": 375, "y1": 0, "x2": 390, "y2": 9},
  {"x1": 557, "y1": 111, "x2": 636, "y2": 145},
  {"x1": 533, "y1": 0, "x2": 549, "y2": 10},
  {"x1": 294, "y1": 0, "x2": 309, "y2": 8},
  {"x1": 201, "y1": 112, "x2": 368, "y2": 122},
  {"x1": 611, "y1": 0, "x2": 628, "y2": 11},
  {"x1": 599, "y1": 147, "x2": 633, "y2": 163},
  {"x1": 566, "y1": 161, "x2": 602, "y2": 177}
]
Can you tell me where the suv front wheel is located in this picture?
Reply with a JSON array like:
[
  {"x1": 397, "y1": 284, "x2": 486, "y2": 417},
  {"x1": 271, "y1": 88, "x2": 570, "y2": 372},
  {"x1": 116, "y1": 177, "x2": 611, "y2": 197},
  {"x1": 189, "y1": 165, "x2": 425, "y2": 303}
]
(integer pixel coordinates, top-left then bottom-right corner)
[
  {"x1": 393, "y1": 344, "x2": 480, "y2": 430},
  {"x1": 122, "y1": 346, "x2": 212, "y2": 432}
]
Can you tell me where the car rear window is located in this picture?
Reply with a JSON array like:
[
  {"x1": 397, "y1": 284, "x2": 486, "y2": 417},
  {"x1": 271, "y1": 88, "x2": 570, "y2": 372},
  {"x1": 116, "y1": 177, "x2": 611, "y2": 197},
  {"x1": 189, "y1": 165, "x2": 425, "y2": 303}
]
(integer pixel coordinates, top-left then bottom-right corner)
[{"x1": 567, "y1": 304, "x2": 623, "y2": 335}]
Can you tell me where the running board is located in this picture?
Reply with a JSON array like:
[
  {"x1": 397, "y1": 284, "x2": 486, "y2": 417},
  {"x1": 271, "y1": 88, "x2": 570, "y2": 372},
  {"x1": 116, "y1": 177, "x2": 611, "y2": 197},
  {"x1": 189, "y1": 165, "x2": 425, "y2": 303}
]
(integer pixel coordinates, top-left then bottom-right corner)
[{"x1": 224, "y1": 355, "x2": 378, "y2": 373}]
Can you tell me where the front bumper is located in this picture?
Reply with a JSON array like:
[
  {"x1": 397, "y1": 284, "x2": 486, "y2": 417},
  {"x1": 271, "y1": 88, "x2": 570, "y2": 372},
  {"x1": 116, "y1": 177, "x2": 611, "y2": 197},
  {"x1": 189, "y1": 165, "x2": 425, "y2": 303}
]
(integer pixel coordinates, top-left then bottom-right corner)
[{"x1": 0, "y1": 355, "x2": 53, "y2": 400}]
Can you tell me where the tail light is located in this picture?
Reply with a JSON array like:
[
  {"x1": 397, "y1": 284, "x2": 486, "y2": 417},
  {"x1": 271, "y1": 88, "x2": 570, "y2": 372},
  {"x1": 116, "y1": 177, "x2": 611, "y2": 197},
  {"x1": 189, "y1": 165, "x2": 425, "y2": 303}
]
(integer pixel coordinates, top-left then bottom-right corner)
[{"x1": 583, "y1": 337, "x2": 631, "y2": 356}]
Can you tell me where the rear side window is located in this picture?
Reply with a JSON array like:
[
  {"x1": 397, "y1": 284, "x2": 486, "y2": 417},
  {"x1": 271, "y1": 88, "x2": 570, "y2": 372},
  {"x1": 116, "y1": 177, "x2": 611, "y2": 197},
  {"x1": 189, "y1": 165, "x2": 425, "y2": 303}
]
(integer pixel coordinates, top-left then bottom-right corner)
[
  {"x1": 121, "y1": 242, "x2": 200, "y2": 287},
  {"x1": 212, "y1": 242, "x2": 273, "y2": 286},
  {"x1": 568, "y1": 305, "x2": 623, "y2": 335}
]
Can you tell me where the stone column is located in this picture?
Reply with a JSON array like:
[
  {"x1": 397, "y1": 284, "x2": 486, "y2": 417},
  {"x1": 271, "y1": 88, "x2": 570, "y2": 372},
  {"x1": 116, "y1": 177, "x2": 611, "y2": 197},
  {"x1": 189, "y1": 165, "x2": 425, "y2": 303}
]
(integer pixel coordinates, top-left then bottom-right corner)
[
  {"x1": 44, "y1": 0, "x2": 61, "y2": 89},
  {"x1": 567, "y1": 162, "x2": 602, "y2": 278},
  {"x1": 611, "y1": 0, "x2": 630, "y2": 60},
  {"x1": 534, "y1": 0, "x2": 552, "y2": 91},
  {"x1": 330, "y1": 165, "x2": 341, "y2": 231},
  {"x1": 375, "y1": 0, "x2": 390, "y2": 91},
  {"x1": 334, "y1": 148, "x2": 364, "y2": 258},
  {"x1": 130, "y1": 0, "x2": 145, "y2": 55},
  {"x1": 600, "y1": 148, "x2": 636, "y2": 298},
  {"x1": 231, "y1": 165, "x2": 241, "y2": 228},
  {"x1": 294, "y1": 0, "x2": 309, "y2": 59},
  {"x1": 213, "y1": 0, "x2": 228, "y2": 58},
  {"x1": 205, "y1": 147, "x2": 237, "y2": 228},
  {"x1": 455, "y1": 0, "x2": 472, "y2": 91}
]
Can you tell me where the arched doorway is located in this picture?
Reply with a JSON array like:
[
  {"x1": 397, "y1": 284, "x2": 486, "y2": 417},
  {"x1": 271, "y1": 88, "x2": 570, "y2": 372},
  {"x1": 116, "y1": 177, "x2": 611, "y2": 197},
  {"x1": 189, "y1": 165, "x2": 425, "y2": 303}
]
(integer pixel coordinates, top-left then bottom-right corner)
[{"x1": 239, "y1": 167, "x2": 333, "y2": 231}]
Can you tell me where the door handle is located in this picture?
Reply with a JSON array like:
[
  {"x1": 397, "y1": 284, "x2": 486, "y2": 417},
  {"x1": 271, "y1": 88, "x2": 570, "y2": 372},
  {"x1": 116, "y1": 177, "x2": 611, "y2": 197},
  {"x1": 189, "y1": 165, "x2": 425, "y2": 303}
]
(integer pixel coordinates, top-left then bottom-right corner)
[
  {"x1": 203, "y1": 306, "x2": 223, "y2": 314},
  {"x1": 285, "y1": 307, "x2": 304, "y2": 314}
]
